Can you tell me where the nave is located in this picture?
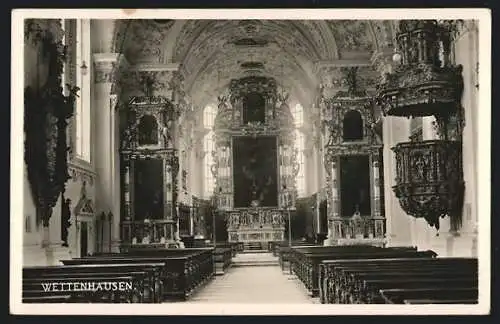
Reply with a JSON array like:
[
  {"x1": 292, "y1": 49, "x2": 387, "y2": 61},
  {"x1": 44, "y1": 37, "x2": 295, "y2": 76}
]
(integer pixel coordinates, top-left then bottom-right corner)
[
  {"x1": 19, "y1": 17, "x2": 483, "y2": 310},
  {"x1": 184, "y1": 253, "x2": 317, "y2": 304},
  {"x1": 22, "y1": 242, "x2": 478, "y2": 305}
]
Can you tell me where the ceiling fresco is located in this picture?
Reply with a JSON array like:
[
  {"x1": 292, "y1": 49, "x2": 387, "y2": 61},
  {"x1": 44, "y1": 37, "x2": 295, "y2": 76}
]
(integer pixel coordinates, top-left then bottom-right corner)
[{"x1": 111, "y1": 19, "x2": 396, "y2": 108}]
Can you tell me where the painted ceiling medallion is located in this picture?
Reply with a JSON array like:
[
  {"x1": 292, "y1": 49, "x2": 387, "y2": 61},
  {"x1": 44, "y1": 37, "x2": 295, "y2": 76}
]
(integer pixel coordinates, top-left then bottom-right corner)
[{"x1": 238, "y1": 20, "x2": 262, "y2": 35}]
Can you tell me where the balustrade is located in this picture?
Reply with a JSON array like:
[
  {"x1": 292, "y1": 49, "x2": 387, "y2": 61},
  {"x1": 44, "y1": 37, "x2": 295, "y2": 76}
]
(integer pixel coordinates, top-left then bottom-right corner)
[{"x1": 121, "y1": 219, "x2": 176, "y2": 249}]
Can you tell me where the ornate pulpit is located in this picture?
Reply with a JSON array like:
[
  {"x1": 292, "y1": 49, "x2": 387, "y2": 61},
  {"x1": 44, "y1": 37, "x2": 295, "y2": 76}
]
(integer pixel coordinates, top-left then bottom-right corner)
[{"x1": 377, "y1": 20, "x2": 465, "y2": 230}]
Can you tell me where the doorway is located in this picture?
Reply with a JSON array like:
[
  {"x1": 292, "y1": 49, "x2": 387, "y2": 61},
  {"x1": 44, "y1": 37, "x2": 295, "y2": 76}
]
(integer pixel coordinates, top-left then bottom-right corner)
[{"x1": 80, "y1": 222, "x2": 88, "y2": 257}]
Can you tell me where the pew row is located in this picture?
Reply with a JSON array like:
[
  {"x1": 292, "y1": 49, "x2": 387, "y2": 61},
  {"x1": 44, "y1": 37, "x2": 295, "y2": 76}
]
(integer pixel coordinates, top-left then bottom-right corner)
[
  {"x1": 289, "y1": 245, "x2": 431, "y2": 297},
  {"x1": 62, "y1": 248, "x2": 216, "y2": 301},
  {"x1": 320, "y1": 257, "x2": 478, "y2": 304},
  {"x1": 23, "y1": 263, "x2": 164, "y2": 303}
]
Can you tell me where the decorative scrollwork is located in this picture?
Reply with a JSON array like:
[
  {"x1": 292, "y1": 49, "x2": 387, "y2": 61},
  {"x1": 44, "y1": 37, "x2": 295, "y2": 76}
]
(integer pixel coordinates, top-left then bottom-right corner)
[
  {"x1": 392, "y1": 140, "x2": 464, "y2": 229},
  {"x1": 24, "y1": 20, "x2": 78, "y2": 227},
  {"x1": 376, "y1": 20, "x2": 465, "y2": 231}
]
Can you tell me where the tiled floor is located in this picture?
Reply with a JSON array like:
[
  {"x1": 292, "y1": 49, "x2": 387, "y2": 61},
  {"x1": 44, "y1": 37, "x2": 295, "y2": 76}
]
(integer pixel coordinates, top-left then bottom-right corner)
[{"x1": 185, "y1": 253, "x2": 317, "y2": 304}]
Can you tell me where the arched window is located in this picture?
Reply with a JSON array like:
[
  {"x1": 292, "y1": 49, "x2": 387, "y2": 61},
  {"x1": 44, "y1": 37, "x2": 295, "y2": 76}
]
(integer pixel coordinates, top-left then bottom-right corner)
[
  {"x1": 203, "y1": 105, "x2": 217, "y2": 129},
  {"x1": 203, "y1": 105, "x2": 217, "y2": 198},
  {"x1": 73, "y1": 19, "x2": 91, "y2": 162},
  {"x1": 292, "y1": 103, "x2": 304, "y2": 127},
  {"x1": 294, "y1": 129, "x2": 306, "y2": 197},
  {"x1": 342, "y1": 110, "x2": 364, "y2": 141}
]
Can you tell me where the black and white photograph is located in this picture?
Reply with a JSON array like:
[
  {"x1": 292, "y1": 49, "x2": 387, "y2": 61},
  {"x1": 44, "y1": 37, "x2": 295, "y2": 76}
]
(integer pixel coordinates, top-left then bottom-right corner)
[{"x1": 10, "y1": 9, "x2": 491, "y2": 315}]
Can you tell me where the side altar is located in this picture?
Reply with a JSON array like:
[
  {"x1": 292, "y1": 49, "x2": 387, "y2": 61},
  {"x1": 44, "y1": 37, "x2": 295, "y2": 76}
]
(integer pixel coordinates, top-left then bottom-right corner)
[{"x1": 211, "y1": 76, "x2": 299, "y2": 246}]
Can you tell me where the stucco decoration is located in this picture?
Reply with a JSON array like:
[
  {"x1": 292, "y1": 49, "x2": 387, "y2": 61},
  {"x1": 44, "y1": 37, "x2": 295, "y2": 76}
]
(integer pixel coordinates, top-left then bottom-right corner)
[
  {"x1": 112, "y1": 19, "x2": 396, "y2": 114},
  {"x1": 327, "y1": 20, "x2": 375, "y2": 57},
  {"x1": 123, "y1": 20, "x2": 175, "y2": 64}
]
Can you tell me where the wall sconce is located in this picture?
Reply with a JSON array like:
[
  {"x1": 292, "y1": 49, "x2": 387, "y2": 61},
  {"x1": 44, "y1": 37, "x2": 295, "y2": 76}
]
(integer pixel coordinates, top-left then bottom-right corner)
[{"x1": 80, "y1": 61, "x2": 88, "y2": 76}]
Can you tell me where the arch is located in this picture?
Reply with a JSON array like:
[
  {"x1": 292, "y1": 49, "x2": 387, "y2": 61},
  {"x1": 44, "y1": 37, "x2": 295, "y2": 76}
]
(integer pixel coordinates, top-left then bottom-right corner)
[
  {"x1": 342, "y1": 110, "x2": 364, "y2": 141},
  {"x1": 111, "y1": 20, "x2": 132, "y2": 53},
  {"x1": 162, "y1": 20, "x2": 188, "y2": 64},
  {"x1": 137, "y1": 115, "x2": 159, "y2": 145}
]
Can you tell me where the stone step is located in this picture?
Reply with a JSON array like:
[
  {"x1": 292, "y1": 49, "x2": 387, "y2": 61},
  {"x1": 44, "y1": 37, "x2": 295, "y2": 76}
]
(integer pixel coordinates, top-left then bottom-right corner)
[
  {"x1": 240, "y1": 249, "x2": 269, "y2": 254},
  {"x1": 232, "y1": 261, "x2": 279, "y2": 267}
]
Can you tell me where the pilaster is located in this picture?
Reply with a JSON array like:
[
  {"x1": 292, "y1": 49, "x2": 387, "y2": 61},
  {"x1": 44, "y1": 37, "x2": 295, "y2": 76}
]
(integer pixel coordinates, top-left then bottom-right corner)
[{"x1": 93, "y1": 52, "x2": 129, "y2": 252}]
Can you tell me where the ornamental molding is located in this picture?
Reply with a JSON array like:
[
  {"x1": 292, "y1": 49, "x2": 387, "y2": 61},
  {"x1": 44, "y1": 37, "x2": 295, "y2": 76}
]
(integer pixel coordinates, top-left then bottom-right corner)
[
  {"x1": 24, "y1": 19, "x2": 65, "y2": 47},
  {"x1": 68, "y1": 160, "x2": 96, "y2": 186},
  {"x1": 313, "y1": 59, "x2": 371, "y2": 74},
  {"x1": 129, "y1": 63, "x2": 180, "y2": 72},
  {"x1": 93, "y1": 53, "x2": 129, "y2": 84}
]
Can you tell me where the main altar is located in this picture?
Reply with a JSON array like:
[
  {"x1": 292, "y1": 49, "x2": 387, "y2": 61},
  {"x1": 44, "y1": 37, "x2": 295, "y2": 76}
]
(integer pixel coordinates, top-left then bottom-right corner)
[{"x1": 211, "y1": 76, "x2": 299, "y2": 245}]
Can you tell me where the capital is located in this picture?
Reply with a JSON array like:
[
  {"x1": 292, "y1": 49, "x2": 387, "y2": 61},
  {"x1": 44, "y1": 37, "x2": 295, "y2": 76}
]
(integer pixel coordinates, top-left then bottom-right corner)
[{"x1": 93, "y1": 53, "x2": 129, "y2": 84}]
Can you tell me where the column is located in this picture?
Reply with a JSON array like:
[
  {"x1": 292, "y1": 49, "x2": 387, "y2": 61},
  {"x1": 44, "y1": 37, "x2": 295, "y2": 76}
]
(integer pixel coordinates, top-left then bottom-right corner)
[
  {"x1": 372, "y1": 154, "x2": 384, "y2": 239},
  {"x1": 123, "y1": 162, "x2": 131, "y2": 219},
  {"x1": 382, "y1": 116, "x2": 413, "y2": 247},
  {"x1": 372, "y1": 51, "x2": 415, "y2": 248},
  {"x1": 164, "y1": 159, "x2": 173, "y2": 219},
  {"x1": 325, "y1": 155, "x2": 340, "y2": 245},
  {"x1": 93, "y1": 53, "x2": 128, "y2": 252}
]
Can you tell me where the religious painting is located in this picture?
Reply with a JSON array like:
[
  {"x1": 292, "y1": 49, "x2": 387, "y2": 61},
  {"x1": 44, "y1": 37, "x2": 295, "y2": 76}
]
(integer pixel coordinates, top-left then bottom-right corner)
[
  {"x1": 233, "y1": 136, "x2": 278, "y2": 208},
  {"x1": 242, "y1": 92, "x2": 266, "y2": 124},
  {"x1": 137, "y1": 115, "x2": 159, "y2": 145},
  {"x1": 133, "y1": 159, "x2": 164, "y2": 220},
  {"x1": 339, "y1": 155, "x2": 371, "y2": 217}
]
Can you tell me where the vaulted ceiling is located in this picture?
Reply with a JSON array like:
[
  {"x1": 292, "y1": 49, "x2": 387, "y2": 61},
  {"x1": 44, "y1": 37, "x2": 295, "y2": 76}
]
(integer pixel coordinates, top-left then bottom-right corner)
[{"x1": 112, "y1": 19, "x2": 396, "y2": 108}]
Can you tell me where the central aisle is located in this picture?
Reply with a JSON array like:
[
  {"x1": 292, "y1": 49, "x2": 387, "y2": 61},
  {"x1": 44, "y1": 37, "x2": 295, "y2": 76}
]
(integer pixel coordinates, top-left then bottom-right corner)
[{"x1": 185, "y1": 253, "x2": 317, "y2": 304}]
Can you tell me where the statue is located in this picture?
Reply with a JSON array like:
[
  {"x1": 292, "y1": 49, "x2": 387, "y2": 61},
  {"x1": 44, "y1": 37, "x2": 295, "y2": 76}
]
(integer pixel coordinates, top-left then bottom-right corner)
[
  {"x1": 351, "y1": 204, "x2": 363, "y2": 239},
  {"x1": 61, "y1": 197, "x2": 71, "y2": 247},
  {"x1": 161, "y1": 110, "x2": 174, "y2": 148}
]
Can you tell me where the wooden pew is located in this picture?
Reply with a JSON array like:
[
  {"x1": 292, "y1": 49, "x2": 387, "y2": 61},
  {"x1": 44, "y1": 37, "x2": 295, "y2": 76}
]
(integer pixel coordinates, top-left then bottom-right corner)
[
  {"x1": 277, "y1": 242, "x2": 322, "y2": 273},
  {"x1": 23, "y1": 263, "x2": 163, "y2": 303},
  {"x1": 320, "y1": 257, "x2": 478, "y2": 304},
  {"x1": 214, "y1": 247, "x2": 233, "y2": 275},
  {"x1": 216, "y1": 242, "x2": 239, "y2": 257},
  {"x1": 380, "y1": 288, "x2": 478, "y2": 304},
  {"x1": 24, "y1": 275, "x2": 137, "y2": 303},
  {"x1": 290, "y1": 246, "x2": 429, "y2": 297},
  {"x1": 65, "y1": 248, "x2": 215, "y2": 301}
]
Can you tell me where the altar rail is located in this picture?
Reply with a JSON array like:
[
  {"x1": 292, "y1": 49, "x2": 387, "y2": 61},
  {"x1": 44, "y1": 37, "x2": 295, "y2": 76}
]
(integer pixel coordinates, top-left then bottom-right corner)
[
  {"x1": 121, "y1": 219, "x2": 177, "y2": 248},
  {"x1": 330, "y1": 217, "x2": 385, "y2": 246}
]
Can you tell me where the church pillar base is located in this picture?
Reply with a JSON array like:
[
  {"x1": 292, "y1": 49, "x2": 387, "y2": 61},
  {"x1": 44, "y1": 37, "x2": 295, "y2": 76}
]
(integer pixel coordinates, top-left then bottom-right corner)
[
  {"x1": 111, "y1": 240, "x2": 121, "y2": 253},
  {"x1": 42, "y1": 243, "x2": 71, "y2": 266}
]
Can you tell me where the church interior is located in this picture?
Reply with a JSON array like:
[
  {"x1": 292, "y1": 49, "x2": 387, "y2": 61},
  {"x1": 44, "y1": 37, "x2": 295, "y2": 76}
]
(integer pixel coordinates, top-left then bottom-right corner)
[{"x1": 20, "y1": 18, "x2": 482, "y2": 305}]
